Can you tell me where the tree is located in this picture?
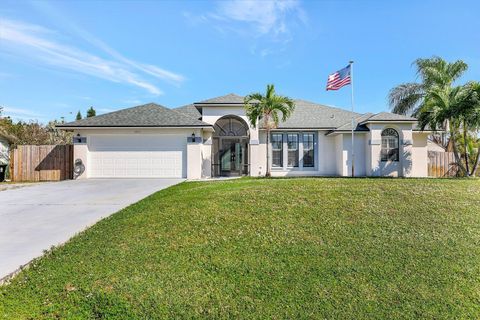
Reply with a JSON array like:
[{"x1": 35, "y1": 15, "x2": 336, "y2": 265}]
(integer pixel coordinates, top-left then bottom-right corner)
[
  {"x1": 244, "y1": 84, "x2": 295, "y2": 177},
  {"x1": 415, "y1": 84, "x2": 471, "y2": 174},
  {"x1": 76, "y1": 111, "x2": 82, "y2": 120},
  {"x1": 389, "y1": 57, "x2": 480, "y2": 176},
  {"x1": 389, "y1": 57, "x2": 467, "y2": 116},
  {"x1": 453, "y1": 81, "x2": 480, "y2": 175},
  {"x1": 46, "y1": 120, "x2": 73, "y2": 145},
  {"x1": 86, "y1": 107, "x2": 96, "y2": 118}
]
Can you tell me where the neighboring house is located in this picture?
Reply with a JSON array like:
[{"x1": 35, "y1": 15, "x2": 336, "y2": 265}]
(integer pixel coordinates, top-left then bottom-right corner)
[
  {"x1": 57, "y1": 93, "x2": 432, "y2": 179},
  {"x1": 0, "y1": 131, "x2": 15, "y2": 166}
]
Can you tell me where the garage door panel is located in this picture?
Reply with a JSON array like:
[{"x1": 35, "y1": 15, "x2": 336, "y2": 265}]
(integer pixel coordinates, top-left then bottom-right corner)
[{"x1": 88, "y1": 134, "x2": 186, "y2": 178}]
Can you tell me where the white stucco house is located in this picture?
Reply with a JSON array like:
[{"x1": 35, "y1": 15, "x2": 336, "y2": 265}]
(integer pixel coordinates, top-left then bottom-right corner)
[{"x1": 57, "y1": 93, "x2": 431, "y2": 179}]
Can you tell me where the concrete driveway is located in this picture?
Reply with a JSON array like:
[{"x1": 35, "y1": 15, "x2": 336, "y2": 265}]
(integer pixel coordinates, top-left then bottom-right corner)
[{"x1": 0, "y1": 178, "x2": 183, "y2": 280}]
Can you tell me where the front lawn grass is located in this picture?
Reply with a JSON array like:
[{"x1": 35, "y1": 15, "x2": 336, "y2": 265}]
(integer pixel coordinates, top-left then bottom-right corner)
[{"x1": 1, "y1": 178, "x2": 480, "y2": 319}]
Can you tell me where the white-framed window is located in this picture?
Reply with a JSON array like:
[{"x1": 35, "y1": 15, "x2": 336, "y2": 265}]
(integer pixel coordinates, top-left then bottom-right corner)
[
  {"x1": 303, "y1": 133, "x2": 314, "y2": 167},
  {"x1": 271, "y1": 132, "x2": 316, "y2": 170},
  {"x1": 287, "y1": 134, "x2": 299, "y2": 167},
  {"x1": 381, "y1": 128, "x2": 399, "y2": 161},
  {"x1": 271, "y1": 133, "x2": 283, "y2": 167}
]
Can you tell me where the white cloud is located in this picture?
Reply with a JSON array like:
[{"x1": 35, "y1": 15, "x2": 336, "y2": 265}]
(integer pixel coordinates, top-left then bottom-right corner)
[
  {"x1": 188, "y1": 0, "x2": 307, "y2": 57},
  {"x1": 30, "y1": 1, "x2": 186, "y2": 86},
  {"x1": 213, "y1": 0, "x2": 306, "y2": 37},
  {"x1": 0, "y1": 18, "x2": 184, "y2": 95}
]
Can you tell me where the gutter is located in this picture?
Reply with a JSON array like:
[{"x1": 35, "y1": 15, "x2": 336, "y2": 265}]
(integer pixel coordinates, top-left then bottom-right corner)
[{"x1": 56, "y1": 125, "x2": 213, "y2": 130}]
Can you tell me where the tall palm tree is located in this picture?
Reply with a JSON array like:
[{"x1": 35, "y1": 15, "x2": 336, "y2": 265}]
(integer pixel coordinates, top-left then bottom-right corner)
[
  {"x1": 244, "y1": 84, "x2": 295, "y2": 177},
  {"x1": 389, "y1": 57, "x2": 468, "y2": 116}
]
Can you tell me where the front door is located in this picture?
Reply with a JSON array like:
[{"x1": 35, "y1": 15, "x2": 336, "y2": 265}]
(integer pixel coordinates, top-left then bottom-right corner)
[{"x1": 220, "y1": 138, "x2": 245, "y2": 176}]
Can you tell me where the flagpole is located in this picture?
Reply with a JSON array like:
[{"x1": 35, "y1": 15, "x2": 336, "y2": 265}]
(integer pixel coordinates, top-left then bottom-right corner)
[{"x1": 349, "y1": 60, "x2": 355, "y2": 177}]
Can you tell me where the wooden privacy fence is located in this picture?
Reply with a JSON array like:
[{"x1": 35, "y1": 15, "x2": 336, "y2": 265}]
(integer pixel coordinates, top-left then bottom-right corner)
[
  {"x1": 428, "y1": 151, "x2": 457, "y2": 177},
  {"x1": 9, "y1": 145, "x2": 73, "y2": 182}
]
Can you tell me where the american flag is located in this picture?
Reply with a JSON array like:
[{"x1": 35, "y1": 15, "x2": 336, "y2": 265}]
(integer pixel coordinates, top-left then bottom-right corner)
[{"x1": 326, "y1": 65, "x2": 351, "y2": 90}]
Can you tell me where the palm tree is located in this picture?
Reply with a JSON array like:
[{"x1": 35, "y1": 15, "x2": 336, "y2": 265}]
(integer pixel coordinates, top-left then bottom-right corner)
[
  {"x1": 388, "y1": 57, "x2": 479, "y2": 176},
  {"x1": 415, "y1": 84, "x2": 470, "y2": 174},
  {"x1": 244, "y1": 84, "x2": 295, "y2": 177},
  {"x1": 454, "y1": 81, "x2": 480, "y2": 175},
  {"x1": 389, "y1": 57, "x2": 468, "y2": 116},
  {"x1": 413, "y1": 79, "x2": 480, "y2": 176}
]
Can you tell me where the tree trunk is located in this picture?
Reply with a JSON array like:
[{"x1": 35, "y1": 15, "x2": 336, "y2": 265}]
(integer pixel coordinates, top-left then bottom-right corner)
[
  {"x1": 451, "y1": 136, "x2": 467, "y2": 175},
  {"x1": 463, "y1": 121, "x2": 470, "y2": 176},
  {"x1": 266, "y1": 128, "x2": 271, "y2": 177},
  {"x1": 471, "y1": 147, "x2": 480, "y2": 176}
]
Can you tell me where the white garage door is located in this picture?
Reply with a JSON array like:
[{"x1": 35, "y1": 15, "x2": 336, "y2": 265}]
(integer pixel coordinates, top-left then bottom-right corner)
[{"x1": 88, "y1": 134, "x2": 186, "y2": 178}]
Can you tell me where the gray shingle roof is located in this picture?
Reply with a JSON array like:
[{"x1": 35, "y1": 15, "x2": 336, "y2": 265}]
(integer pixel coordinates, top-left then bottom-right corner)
[
  {"x1": 195, "y1": 93, "x2": 244, "y2": 104},
  {"x1": 329, "y1": 113, "x2": 373, "y2": 133},
  {"x1": 56, "y1": 95, "x2": 421, "y2": 131},
  {"x1": 361, "y1": 112, "x2": 416, "y2": 122},
  {"x1": 174, "y1": 104, "x2": 202, "y2": 120},
  {"x1": 193, "y1": 94, "x2": 372, "y2": 129},
  {"x1": 275, "y1": 99, "x2": 362, "y2": 129},
  {"x1": 57, "y1": 103, "x2": 211, "y2": 128}
]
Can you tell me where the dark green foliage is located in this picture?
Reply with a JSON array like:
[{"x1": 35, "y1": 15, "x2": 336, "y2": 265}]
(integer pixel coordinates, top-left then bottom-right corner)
[
  {"x1": 86, "y1": 107, "x2": 96, "y2": 118},
  {"x1": 76, "y1": 111, "x2": 82, "y2": 121},
  {"x1": 1, "y1": 178, "x2": 479, "y2": 319}
]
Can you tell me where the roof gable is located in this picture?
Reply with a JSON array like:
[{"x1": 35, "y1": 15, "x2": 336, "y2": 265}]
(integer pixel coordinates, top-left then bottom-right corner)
[
  {"x1": 57, "y1": 103, "x2": 211, "y2": 128},
  {"x1": 361, "y1": 112, "x2": 416, "y2": 122}
]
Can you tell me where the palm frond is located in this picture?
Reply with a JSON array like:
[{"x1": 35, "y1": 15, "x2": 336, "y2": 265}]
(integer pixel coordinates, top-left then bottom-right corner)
[{"x1": 388, "y1": 83, "x2": 424, "y2": 115}]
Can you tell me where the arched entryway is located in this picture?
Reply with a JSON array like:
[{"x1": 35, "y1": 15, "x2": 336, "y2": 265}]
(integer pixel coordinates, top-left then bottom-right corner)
[{"x1": 212, "y1": 116, "x2": 250, "y2": 177}]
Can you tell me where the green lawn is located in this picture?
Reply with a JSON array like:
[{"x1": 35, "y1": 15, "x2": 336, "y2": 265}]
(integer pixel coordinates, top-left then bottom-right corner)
[{"x1": 1, "y1": 178, "x2": 480, "y2": 319}]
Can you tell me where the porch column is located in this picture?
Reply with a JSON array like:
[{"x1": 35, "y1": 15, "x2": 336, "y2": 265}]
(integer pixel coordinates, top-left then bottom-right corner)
[
  {"x1": 73, "y1": 132, "x2": 88, "y2": 179},
  {"x1": 202, "y1": 131, "x2": 212, "y2": 178}
]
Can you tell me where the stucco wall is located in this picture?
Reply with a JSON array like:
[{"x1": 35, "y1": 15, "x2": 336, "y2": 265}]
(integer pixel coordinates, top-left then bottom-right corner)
[
  {"x1": 412, "y1": 132, "x2": 429, "y2": 177},
  {"x1": 342, "y1": 133, "x2": 367, "y2": 176},
  {"x1": 367, "y1": 123, "x2": 414, "y2": 177},
  {"x1": 318, "y1": 132, "x2": 337, "y2": 175}
]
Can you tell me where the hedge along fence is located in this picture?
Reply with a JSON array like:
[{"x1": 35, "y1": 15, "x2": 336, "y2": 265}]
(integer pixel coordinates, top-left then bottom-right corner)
[{"x1": 9, "y1": 145, "x2": 73, "y2": 182}]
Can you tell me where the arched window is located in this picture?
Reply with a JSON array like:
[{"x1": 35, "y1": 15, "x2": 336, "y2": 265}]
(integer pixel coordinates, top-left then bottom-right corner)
[
  {"x1": 213, "y1": 116, "x2": 249, "y2": 137},
  {"x1": 381, "y1": 128, "x2": 399, "y2": 161}
]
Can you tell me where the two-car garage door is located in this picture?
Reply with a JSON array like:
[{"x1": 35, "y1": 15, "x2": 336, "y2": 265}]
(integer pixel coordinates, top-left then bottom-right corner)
[{"x1": 88, "y1": 134, "x2": 187, "y2": 178}]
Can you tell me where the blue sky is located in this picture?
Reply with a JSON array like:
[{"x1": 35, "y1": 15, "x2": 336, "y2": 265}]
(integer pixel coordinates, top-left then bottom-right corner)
[{"x1": 1, "y1": 0, "x2": 479, "y2": 123}]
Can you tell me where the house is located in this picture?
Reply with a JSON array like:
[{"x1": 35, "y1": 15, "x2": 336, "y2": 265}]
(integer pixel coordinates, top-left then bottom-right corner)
[
  {"x1": 0, "y1": 131, "x2": 16, "y2": 166},
  {"x1": 57, "y1": 93, "x2": 432, "y2": 179}
]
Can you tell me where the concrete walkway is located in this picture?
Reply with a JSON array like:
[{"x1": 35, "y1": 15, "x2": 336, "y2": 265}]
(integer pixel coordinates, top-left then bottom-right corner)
[{"x1": 0, "y1": 178, "x2": 183, "y2": 280}]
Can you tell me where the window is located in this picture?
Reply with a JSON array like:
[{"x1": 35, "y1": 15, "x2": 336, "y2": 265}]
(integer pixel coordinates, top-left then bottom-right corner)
[
  {"x1": 287, "y1": 134, "x2": 299, "y2": 167},
  {"x1": 381, "y1": 128, "x2": 399, "y2": 161},
  {"x1": 303, "y1": 133, "x2": 314, "y2": 167},
  {"x1": 271, "y1": 133, "x2": 283, "y2": 167}
]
